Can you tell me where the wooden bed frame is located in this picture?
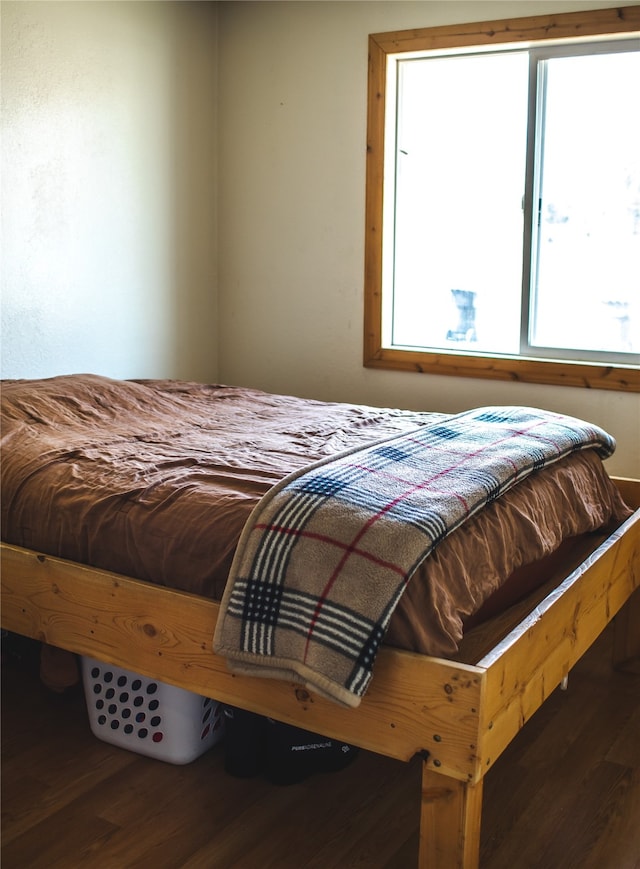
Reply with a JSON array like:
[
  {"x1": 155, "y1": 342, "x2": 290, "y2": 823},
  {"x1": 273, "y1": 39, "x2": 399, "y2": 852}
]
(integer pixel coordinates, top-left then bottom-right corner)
[{"x1": 2, "y1": 476, "x2": 639, "y2": 868}]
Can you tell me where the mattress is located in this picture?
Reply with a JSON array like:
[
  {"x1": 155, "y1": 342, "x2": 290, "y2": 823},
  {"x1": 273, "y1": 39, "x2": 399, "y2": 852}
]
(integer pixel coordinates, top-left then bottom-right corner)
[{"x1": 1, "y1": 374, "x2": 631, "y2": 658}]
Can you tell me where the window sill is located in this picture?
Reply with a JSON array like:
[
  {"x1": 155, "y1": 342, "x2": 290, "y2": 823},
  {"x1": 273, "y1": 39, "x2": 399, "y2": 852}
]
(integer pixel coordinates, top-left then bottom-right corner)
[{"x1": 363, "y1": 345, "x2": 640, "y2": 393}]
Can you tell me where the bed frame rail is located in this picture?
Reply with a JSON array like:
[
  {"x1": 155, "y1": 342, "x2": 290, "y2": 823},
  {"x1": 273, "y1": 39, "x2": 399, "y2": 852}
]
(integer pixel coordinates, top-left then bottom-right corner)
[{"x1": 0, "y1": 542, "x2": 486, "y2": 783}]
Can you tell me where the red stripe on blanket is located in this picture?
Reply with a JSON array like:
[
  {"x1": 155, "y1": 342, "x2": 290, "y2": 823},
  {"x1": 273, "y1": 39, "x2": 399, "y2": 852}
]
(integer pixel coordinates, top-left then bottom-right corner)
[{"x1": 253, "y1": 522, "x2": 407, "y2": 577}]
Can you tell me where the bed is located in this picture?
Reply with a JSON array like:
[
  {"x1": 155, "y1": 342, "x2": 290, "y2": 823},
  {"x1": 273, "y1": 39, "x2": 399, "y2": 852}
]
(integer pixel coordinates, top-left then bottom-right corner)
[{"x1": 2, "y1": 374, "x2": 639, "y2": 868}]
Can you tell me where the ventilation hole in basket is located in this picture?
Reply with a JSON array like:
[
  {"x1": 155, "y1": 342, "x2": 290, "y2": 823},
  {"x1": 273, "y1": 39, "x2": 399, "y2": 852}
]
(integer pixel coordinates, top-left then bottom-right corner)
[
  {"x1": 124, "y1": 724, "x2": 134, "y2": 734},
  {"x1": 96, "y1": 699, "x2": 104, "y2": 710},
  {"x1": 202, "y1": 707, "x2": 211, "y2": 724},
  {"x1": 108, "y1": 704, "x2": 117, "y2": 715},
  {"x1": 97, "y1": 715, "x2": 107, "y2": 726},
  {"x1": 119, "y1": 692, "x2": 129, "y2": 703},
  {"x1": 104, "y1": 672, "x2": 113, "y2": 683},
  {"x1": 150, "y1": 715, "x2": 161, "y2": 727},
  {"x1": 91, "y1": 667, "x2": 100, "y2": 678},
  {"x1": 138, "y1": 728, "x2": 149, "y2": 739},
  {"x1": 105, "y1": 688, "x2": 115, "y2": 700},
  {"x1": 152, "y1": 732, "x2": 164, "y2": 743},
  {"x1": 135, "y1": 712, "x2": 146, "y2": 723},
  {"x1": 133, "y1": 696, "x2": 144, "y2": 708},
  {"x1": 117, "y1": 676, "x2": 127, "y2": 687},
  {"x1": 149, "y1": 699, "x2": 159, "y2": 711},
  {"x1": 110, "y1": 720, "x2": 120, "y2": 730},
  {"x1": 93, "y1": 684, "x2": 102, "y2": 695},
  {"x1": 146, "y1": 683, "x2": 158, "y2": 695},
  {"x1": 132, "y1": 679, "x2": 142, "y2": 690},
  {"x1": 122, "y1": 708, "x2": 131, "y2": 719},
  {"x1": 201, "y1": 724, "x2": 211, "y2": 740}
]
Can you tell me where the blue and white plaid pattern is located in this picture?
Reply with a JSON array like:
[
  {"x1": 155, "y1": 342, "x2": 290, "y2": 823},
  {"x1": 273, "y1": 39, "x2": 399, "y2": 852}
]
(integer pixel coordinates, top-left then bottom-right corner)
[{"x1": 214, "y1": 406, "x2": 615, "y2": 706}]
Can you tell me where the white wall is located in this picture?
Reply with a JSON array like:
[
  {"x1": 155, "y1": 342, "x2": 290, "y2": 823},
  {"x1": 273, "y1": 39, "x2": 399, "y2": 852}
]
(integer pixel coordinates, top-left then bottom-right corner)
[
  {"x1": 217, "y1": 0, "x2": 640, "y2": 477},
  {"x1": 1, "y1": 0, "x2": 218, "y2": 382}
]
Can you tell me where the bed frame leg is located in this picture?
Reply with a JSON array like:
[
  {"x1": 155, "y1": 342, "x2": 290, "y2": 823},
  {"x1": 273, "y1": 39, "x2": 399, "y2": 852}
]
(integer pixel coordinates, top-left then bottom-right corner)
[{"x1": 419, "y1": 765, "x2": 483, "y2": 868}]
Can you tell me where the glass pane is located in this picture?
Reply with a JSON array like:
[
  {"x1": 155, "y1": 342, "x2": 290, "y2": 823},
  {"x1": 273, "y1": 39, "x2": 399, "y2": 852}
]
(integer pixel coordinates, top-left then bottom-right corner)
[
  {"x1": 531, "y1": 51, "x2": 640, "y2": 356},
  {"x1": 390, "y1": 52, "x2": 529, "y2": 354}
]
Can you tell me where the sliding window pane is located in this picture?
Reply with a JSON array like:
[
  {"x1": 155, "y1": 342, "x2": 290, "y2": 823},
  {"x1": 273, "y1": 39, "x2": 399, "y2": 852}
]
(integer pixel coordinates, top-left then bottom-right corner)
[
  {"x1": 391, "y1": 52, "x2": 529, "y2": 354},
  {"x1": 530, "y1": 51, "x2": 640, "y2": 356}
]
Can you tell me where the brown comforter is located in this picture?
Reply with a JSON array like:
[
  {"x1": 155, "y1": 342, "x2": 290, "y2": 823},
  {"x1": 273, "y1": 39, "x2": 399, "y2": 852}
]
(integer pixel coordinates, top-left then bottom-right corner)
[{"x1": 1, "y1": 374, "x2": 631, "y2": 657}]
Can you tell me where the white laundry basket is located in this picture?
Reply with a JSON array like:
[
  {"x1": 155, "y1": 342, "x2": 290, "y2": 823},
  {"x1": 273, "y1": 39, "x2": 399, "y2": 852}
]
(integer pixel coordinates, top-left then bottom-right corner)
[{"x1": 81, "y1": 656, "x2": 224, "y2": 764}]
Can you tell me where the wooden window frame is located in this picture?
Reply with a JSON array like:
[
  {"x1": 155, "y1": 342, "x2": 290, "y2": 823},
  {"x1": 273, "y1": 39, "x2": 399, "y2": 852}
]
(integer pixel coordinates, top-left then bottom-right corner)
[{"x1": 364, "y1": 5, "x2": 640, "y2": 392}]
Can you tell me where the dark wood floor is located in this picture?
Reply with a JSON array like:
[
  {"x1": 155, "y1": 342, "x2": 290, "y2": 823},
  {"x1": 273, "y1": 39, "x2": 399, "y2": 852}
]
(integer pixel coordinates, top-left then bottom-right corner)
[{"x1": 2, "y1": 625, "x2": 639, "y2": 869}]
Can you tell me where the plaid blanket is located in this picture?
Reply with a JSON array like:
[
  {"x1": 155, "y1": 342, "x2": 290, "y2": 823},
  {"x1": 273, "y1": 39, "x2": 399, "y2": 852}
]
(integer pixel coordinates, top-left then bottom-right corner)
[{"x1": 213, "y1": 406, "x2": 615, "y2": 707}]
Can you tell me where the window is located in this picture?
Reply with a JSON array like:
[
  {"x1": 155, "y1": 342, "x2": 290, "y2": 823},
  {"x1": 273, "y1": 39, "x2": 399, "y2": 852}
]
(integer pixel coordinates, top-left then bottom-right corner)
[{"x1": 364, "y1": 6, "x2": 640, "y2": 391}]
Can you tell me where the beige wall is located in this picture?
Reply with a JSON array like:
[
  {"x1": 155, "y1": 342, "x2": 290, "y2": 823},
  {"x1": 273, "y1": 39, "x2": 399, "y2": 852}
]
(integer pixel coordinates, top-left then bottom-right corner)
[
  {"x1": 1, "y1": 0, "x2": 218, "y2": 382},
  {"x1": 217, "y1": 0, "x2": 640, "y2": 476}
]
